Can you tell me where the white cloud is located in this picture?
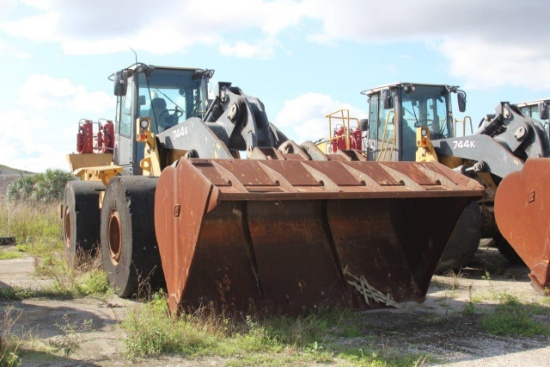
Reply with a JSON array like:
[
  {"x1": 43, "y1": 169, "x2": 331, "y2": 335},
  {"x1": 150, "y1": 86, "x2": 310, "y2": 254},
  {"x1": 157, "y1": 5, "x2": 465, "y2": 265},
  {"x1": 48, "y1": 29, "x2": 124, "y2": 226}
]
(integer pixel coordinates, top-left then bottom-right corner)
[
  {"x1": 0, "y1": 109, "x2": 68, "y2": 172},
  {"x1": 0, "y1": 0, "x2": 305, "y2": 56},
  {"x1": 0, "y1": 44, "x2": 31, "y2": 58},
  {"x1": 0, "y1": 0, "x2": 16, "y2": 19},
  {"x1": 0, "y1": 32, "x2": 30, "y2": 58},
  {"x1": 2, "y1": 74, "x2": 115, "y2": 172},
  {"x1": 299, "y1": 0, "x2": 550, "y2": 90},
  {"x1": 274, "y1": 92, "x2": 367, "y2": 143},
  {"x1": 219, "y1": 38, "x2": 279, "y2": 59},
  {"x1": 14, "y1": 50, "x2": 31, "y2": 59},
  {"x1": 2, "y1": 0, "x2": 549, "y2": 90},
  {"x1": 18, "y1": 74, "x2": 114, "y2": 113},
  {"x1": 301, "y1": 0, "x2": 548, "y2": 44},
  {"x1": 20, "y1": 0, "x2": 51, "y2": 10},
  {"x1": 0, "y1": 12, "x2": 59, "y2": 42},
  {"x1": 439, "y1": 37, "x2": 550, "y2": 91},
  {"x1": 71, "y1": 90, "x2": 114, "y2": 115},
  {"x1": 0, "y1": 106, "x2": 106, "y2": 173}
]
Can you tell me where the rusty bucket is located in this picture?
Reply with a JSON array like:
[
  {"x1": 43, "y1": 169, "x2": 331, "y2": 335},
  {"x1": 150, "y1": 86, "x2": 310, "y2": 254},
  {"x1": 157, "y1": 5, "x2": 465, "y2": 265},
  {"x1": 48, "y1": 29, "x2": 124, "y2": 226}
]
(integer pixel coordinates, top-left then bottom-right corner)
[
  {"x1": 495, "y1": 158, "x2": 550, "y2": 294},
  {"x1": 155, "y1": 158, "x2": 483, "y2": 314}
]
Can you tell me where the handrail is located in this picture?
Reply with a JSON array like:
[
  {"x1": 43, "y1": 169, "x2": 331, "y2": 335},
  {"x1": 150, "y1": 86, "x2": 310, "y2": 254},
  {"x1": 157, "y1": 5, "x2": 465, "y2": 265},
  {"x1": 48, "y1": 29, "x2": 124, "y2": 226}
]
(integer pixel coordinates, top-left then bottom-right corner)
[
  {"x1": 377, "y1": 110, "x2": 396, "y2": 161},
  {"x1": 325, "y1": 109, "x2": 360, "y2": 151},
  {"x1": 454, "y1": 115, "x2": 473, "y2": 137}
]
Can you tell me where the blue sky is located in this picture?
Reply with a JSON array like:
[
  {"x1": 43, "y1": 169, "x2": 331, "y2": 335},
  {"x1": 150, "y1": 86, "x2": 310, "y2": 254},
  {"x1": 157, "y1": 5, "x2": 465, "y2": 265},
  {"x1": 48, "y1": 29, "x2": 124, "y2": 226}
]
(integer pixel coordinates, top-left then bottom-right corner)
[{"x1": 1, "y1": 0, "x2": 549, "y2": 172}]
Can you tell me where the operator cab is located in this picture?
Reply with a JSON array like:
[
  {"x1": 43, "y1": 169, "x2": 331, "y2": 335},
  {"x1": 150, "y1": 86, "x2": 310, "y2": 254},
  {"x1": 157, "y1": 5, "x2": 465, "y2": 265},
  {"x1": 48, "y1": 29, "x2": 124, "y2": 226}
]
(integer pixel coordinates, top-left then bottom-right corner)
[
  {"x1": 111, "y1": 63, "x2": 213, "y2": 174},
  {"x1": 516, "y1": 99, "x2": 550, "y2": 137},
  {"x1": 362, "y1": 83, "x2": 465, "y2": 161}
]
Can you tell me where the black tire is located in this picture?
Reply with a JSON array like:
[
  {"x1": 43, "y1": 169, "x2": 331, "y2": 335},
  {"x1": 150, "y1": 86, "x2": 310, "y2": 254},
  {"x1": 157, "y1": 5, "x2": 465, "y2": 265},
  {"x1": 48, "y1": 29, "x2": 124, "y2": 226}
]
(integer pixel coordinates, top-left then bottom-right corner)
[
  {"x1": 100, "y1": 176, "x2": 164, "y2": 298},
  {"x1": 63, "y1": 181, "x2": 104, "y2": 268},
  {"x1": 436, "y1": 201, "x2": 482, "y2": 272},
  {"x1": 494, "y1": 234, "x2": 525, "y2": 265}
]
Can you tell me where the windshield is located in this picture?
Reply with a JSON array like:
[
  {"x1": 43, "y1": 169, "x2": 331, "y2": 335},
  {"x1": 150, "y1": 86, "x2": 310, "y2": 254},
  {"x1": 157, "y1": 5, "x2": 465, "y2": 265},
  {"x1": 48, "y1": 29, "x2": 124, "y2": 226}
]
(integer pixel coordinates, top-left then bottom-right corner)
[
  {"x1": 400, "y1": 85, "x2": 454, "y2": 140},
  {"x1": 137, "y1": 68, "x2": 209, "y2": 133}
]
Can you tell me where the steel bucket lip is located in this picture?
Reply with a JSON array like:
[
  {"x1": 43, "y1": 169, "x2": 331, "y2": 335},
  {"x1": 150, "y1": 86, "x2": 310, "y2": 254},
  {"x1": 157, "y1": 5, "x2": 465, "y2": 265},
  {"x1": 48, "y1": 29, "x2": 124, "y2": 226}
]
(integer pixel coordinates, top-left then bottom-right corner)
[{"x1": 187, "y1": 158, "x2": 484, "y2": 199}]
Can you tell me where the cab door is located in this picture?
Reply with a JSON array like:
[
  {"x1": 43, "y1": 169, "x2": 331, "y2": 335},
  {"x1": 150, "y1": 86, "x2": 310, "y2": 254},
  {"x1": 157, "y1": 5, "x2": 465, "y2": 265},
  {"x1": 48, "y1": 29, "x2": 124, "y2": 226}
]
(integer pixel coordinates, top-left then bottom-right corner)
[
  {"x1": 113, "y1": 76, "x2": 143, "y2": 175},
  {"x1": 367, "y1": 91, "x2": 398, "y2": 161}
]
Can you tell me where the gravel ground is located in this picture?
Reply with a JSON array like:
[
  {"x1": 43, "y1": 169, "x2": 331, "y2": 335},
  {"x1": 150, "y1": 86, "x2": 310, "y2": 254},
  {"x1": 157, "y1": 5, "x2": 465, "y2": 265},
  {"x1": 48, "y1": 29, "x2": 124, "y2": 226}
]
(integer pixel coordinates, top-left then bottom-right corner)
[{"x1": 1, "y1": 246, "x2": 549, "y2": 367}]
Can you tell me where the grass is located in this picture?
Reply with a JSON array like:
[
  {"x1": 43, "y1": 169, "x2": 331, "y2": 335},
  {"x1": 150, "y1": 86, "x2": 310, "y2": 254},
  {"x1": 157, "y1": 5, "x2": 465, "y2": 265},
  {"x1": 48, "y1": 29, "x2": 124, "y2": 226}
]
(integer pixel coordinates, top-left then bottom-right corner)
[
  {"x1": 481, "y1": 294, "x2": 550, "y2": 337},
  {"x1": 122, "y1": 293, "x2": 430, "y2": 366},
  {"x1": 0, "y1": 251, "x2": 23, "y2": 261},
  {"x1": 2, "y1": 200, "x2": 550, "y2": 365},
  {"x1": 1, "y1": 199, "x2": 430, "y2": 366},
  {"x1": 0, "y1": 194, "x2": 112, "y2": 361},
  {"x1": 0, "y1": 200, "x2": 107, "y2": 363},
  {"x1": 48, "y1": 314, "x2": 93, "y2": 357},
  {"x1": 0, "y1": 306, "x2": 22, "y2": 367},
  {"x1": 0, "y1": 255, "x2": 111, "y2": 301},
  {"x1": 0, "y1": 200, "x2": 112, "y2": 300},
  {"x1": 442, "y1": 269, "x2": 466, "y2": 290},
  {"x1": 0, "y1": 201, "x2": 62, "y2": 243},
  {"x1": 0, "y1": 200, "x2": 62, "y2": 262},
  {"x1": 0, "y1": 241, "x2": 58, "y2": 261},
  {"x1": 34, "y1": 250, "x2": 111, "y2": 299}
]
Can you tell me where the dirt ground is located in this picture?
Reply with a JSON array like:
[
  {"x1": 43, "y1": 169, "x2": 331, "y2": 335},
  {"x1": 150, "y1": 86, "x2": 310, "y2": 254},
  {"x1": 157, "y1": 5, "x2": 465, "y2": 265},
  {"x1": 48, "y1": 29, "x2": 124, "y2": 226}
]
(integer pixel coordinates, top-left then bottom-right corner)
[{"x1": 1, "y1": 245, "x2": 549, "y2": 367}]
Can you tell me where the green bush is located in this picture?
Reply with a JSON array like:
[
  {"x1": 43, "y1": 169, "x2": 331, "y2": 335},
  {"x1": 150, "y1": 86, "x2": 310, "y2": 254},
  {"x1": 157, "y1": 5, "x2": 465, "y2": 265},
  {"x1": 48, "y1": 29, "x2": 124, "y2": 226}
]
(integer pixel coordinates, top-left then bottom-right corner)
[{"x1": 7, "y1": 169, "x2": 74, "y2": 203}]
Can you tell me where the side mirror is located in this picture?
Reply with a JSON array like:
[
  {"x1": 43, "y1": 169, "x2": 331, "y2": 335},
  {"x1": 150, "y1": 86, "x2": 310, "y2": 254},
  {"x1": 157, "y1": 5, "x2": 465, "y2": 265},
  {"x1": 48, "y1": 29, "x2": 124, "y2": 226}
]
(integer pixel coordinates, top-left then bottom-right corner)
[
  {"x1": 457, "y1": 90, "x2": 467, "y2": 112},
  {"x1": 114, "y1": 70, "x2": 128, "y2": 96},
  {"x1": 538, "y1": 101, "x2": 549, "y2": 120},
  {"x1": 382, "y1": 89, "x2": 393, "y2": 110}
]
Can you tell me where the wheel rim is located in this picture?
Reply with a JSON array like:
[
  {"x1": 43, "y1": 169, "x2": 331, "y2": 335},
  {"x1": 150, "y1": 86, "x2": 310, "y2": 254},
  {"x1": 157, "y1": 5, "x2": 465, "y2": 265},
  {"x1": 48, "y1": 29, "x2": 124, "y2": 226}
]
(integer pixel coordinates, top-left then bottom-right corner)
[
  {"x1": 64, "y1": 206, "x2": 71, "y2": 249},
  {"x1": 108, "y1": 210, "x2": 122, "y2": 265}
]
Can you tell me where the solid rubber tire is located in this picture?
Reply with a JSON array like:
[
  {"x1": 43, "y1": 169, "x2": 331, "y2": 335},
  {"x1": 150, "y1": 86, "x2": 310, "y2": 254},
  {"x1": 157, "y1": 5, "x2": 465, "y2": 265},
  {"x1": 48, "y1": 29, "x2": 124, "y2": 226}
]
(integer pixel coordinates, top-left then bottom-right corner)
[
  {"x1": 63, "y1": 181, "x2": 103, "y2": 268},
  {"x1": 436, "y1": 201, "x2": 482, "y2": 272},
  {"x1": 100, "y1": 176, "x2": 164, "y2": 298}
]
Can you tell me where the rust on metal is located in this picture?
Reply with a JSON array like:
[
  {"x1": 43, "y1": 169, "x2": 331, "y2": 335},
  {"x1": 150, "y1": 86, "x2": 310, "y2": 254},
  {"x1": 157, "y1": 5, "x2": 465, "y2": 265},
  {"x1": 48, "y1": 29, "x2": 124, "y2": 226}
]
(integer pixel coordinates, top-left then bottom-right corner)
[
  {"x1": 495, "y1": 158, "x2": 550, "y2": 294},
  {"x1": 108, "y1": 210, "x2": 122, "y2": 265},
  {"x1": 64, "y1": 206, "x2": 71, "y2": 249},
  {"x1": 155, "y1": 159, "x2": 484, "y2": 314}
]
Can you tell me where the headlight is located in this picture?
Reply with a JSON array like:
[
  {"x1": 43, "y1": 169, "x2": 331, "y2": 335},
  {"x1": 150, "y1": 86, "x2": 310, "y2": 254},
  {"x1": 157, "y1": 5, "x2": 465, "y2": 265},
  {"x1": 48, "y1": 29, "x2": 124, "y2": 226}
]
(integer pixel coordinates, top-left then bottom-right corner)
[{"x1": 140, "y1": 118, "x2": 149, "y2": 129}]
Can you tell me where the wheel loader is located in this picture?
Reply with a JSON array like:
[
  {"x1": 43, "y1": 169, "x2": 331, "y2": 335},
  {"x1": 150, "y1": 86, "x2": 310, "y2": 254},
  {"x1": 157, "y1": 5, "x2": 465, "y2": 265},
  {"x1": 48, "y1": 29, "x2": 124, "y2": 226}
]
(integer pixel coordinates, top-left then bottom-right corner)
[
  {"x1": 323, "y1": 83, "x2": 550, "y2": 291},
  {"x1": 62, "y1": 65, "x2": 483, "y2": 314},
  {"x1": 320, "y1": 83, "x2": 482, "y2": 271},
  {"x1": 416, "y1": 99, "x2": 549, "y2": 274}
]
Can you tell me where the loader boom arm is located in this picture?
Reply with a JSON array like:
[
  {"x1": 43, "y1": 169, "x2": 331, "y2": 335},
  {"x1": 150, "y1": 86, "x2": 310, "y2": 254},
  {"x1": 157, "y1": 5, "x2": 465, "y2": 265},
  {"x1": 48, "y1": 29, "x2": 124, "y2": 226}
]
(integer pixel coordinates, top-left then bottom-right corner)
[
  {"x1": 155, "y1": 84, "x2": 288, "y2": 159},
  {"x1": 429, "y1": 102, "x2": 550, "y2": 179}
]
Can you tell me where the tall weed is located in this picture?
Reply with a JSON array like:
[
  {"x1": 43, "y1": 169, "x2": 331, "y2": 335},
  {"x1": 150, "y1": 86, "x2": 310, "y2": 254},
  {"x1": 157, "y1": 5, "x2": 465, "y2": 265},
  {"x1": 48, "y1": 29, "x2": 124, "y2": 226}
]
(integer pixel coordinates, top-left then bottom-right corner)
[
  {"x1": 0, "y1": 307, "x2": 22, "y2": 367},
  {"x1": 0, "y1": 201, "x2": 62, "y2": 244}
]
